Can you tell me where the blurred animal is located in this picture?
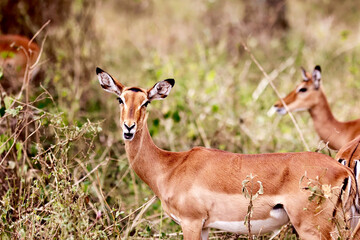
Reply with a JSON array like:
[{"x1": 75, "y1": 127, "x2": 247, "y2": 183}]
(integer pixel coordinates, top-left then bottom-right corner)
[
  {"x1": 274, "y1": 65, "x2": 360, "y2": 150},
  {"x1": 0, "y1": 35, "x2": 40, "y2": 198},
  {"x1": 336, "y1": 135, "x2": 360, "y2": 170},
  {"x1": 0, "y1": 34, "x2": 40, "y2": 93},
  {"x1": 335, "y1": 135, "x2": 360, "y2": 237},
  {"x1": 97, "y1": 67, "x2": 359, "y2": 240}
]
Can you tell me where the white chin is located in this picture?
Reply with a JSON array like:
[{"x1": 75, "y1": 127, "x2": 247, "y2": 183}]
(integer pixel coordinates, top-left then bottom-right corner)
[
  {"x1": 275, "y1": 108, "x2": 287, "y2": 115},
  {"x1": 123, "y1": 133, "x2": 135, "y2": 141}
]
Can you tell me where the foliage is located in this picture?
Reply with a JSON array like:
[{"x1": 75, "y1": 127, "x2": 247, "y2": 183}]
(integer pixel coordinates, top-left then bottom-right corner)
[{"x1": 242, "y1": 174, "x2": 263, "y2": 238}]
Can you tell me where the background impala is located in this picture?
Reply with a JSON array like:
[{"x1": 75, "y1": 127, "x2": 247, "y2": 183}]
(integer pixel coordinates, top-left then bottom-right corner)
[
  {"x1": 0, "y1": 34, "x2": 40, "y2": 93},
  {"x1": 274, "y1": 66, "x2": 360, "y2": 150}
]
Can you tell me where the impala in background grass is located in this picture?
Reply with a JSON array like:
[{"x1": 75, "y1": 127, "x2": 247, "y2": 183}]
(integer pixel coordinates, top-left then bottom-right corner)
[
  {"x1": 336, "y1": 135, "x2": 360, "y2": 237},
  {"x1": 0, "y1": 34, "x2": 40, "y2": 92},
  {"x1": 336, "y1": 135, "x2": 360, "y2": 170},
  {"x1": 274, "y1": 65, "x2": 360, "y2": 150},
  {"x1": 97, "y1": 67, "x2": 360, "y2": 240}
]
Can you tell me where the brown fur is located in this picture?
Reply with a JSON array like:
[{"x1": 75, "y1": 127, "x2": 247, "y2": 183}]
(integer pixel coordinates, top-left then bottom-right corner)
[{"x1": 336, "y1": 136, "x2": 360, "y2": 169}]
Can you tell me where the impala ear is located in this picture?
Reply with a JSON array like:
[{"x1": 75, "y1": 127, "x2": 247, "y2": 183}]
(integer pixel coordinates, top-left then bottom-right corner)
[
  {"x1": 312, "y1": 65, "x2": 321, "y2": 90},
  {"x1": 147, "y1": 79, "x2": 175, "y2": 101},
  {"x1": 96, "y1": 67, "x2": 124, "y2": 96},
  {"x1": 300, "y1": 67, "x2": 309, "y2": 81}
]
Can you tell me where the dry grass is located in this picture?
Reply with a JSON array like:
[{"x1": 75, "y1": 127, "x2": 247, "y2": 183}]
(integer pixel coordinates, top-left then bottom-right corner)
[{"x1": 1, "y1": 0, "x2": 360, "y2": 239}]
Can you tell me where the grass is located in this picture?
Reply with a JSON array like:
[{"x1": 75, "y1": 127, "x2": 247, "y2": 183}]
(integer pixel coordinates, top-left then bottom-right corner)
[{"x1": 1, "y1": 0, "x2": 360, "y2": 239}]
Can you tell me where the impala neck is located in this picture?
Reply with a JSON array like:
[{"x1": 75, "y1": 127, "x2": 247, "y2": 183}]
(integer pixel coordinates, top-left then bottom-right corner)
[
  {"x1": 308, "y1": 90, "x2": 342, "y2": 144},
  {"x1": 124, "y1": 120, "x2": 168, "y2": 197}
]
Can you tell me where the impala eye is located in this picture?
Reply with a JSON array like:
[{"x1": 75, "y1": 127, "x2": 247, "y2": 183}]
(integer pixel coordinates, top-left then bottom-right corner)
[
  {"x1": 143, "y1": 101, "x2": 150, "y2": 108},
  {"x1": 298, "y1": 88, "x2": 307, "y2": 93},
  {"x1": 117, "y1": 97, "x2": 124, "y2": 104}
]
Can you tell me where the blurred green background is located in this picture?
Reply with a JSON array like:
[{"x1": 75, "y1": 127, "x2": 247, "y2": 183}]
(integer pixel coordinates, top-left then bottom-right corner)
[{"x1": 1, "y1": 0, "x2": 360, "y2": 239}]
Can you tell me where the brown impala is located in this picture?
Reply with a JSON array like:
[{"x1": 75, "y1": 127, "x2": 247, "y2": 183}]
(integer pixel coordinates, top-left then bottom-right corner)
[
  {"x1": 336, "y1": 135, "x2": 360, "y2": 237},
  {"x1": 0, "y1": 34, "x2": 40, "y2": 91},
  {"x1": 97, "y1": 67, "x2": 359, "y2": 240},
  {"x1": 336, "y1": 135, "x2": 360, "y2": 170},
  {"x1": 274, "y1": 65, "x2": 360, "y2": 150}
]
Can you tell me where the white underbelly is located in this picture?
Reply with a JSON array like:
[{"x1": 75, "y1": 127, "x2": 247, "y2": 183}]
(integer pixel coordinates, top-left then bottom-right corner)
[{"x1": 206, "y1": 208, "x2": 289, "y2": 234}]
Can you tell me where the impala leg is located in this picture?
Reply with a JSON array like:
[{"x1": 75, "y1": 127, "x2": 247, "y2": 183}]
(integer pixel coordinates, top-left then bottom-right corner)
[
  {"x1": 181, "y1": 220, "x2": 203, "y2": 240},
  {"x1": 201, "y1": 228, "x2": 209, "y2": 240},
  {"x1": 285, "y1": 205, "x2": 332, "y2": 240}
]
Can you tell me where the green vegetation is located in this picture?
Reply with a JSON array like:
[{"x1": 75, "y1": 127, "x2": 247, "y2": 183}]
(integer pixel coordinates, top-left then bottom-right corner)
[{"x1": 1, "y1": 0, "x2": 360, "y2": 239}]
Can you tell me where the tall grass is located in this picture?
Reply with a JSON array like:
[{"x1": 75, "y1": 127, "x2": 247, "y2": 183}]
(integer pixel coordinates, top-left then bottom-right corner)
[{"x1": 1, "y1": 0, "x2": 360, "y2": 239}]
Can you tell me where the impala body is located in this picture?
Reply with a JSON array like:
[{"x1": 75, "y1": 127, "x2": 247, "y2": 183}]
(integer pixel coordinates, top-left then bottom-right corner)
[
  {"x1": 274, "y1": 66, "x2": 360, "y2": 150},
  {"x1": 336, "y1": 135, "x2": 360, "y2": 170},
  {"x1": 0, "y1": 34, "x2": 40, "y2": 91},
  {"x1": 336, "y1": 135, "x2": 360, "y2": 237},
  {"x1": 97, "y1": 68, "x2": 359, "y2": 240}
]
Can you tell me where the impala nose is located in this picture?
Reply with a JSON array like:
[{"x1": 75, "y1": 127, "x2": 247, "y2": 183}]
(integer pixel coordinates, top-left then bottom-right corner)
[
  {"x1": 273, "y1": 102, "x2": 287, "y2": 115},
  {"x1": 124, "y1": 123, "x2": 135, "y2": 131},
  {"x1": 123, "y1": 123, "x2": 136, "y2": 140}
]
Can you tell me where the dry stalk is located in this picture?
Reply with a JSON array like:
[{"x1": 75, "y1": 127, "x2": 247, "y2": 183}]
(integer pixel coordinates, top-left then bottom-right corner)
[
  {"x1": 123, "y1": 195, "x2": 157, "y2": 237},
  {"x1": 131, "y1": 169, "x2": 140, "y2": 207},
  {"x1": 73, "y1": 156, "x2": 109, "y2": 186},
  {"x1": 252, "y1": 56, "x2": 295, "y2": 101},
  {"x1": 241, "y1": 41, "x2": 310, "y2": 151}
]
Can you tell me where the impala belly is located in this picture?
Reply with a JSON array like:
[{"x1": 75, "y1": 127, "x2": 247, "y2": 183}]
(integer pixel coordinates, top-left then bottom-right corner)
[
  {"x1": 207, "y1": 206, "x2": 289, "y2": 234},
  {"x1": 182, "y1": 186, "x2": 291, "y2": 234}
]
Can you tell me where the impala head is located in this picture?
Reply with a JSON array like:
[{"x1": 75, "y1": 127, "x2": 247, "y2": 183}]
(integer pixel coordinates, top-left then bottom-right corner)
[
  {"x1": 274, "y1": 65, "x2": 322, "y2": 115},
  {"x1": 96, "y1": 67, "x2": 174, "y2": 141}
]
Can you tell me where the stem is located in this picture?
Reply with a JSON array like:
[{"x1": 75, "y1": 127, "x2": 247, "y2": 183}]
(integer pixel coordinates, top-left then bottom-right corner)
[{"x1": 241, "y1": 41, "x2": 310, "y2": 151}]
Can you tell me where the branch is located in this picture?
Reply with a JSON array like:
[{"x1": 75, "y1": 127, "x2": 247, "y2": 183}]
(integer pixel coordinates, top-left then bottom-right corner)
[{"x1": 241, "y1": 41, "x2": 310, "y2": 151}]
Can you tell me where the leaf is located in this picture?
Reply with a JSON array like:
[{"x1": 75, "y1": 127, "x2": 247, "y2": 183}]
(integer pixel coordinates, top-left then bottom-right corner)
[
  {"x1": 4, "y1": 96, "x2": 13, "y2": 109},
  {"x1": 0, "y1": 51, "x2": 15, "y2": 59},
  {"x1": 172, "y1": 111, "x2": 181, "y2": 122},
  {"x1": 322, "y1": 184, "x2": 332, "y2": 198},
  {"x1": 7, "y1": 161, "x2": 16, "y2": 169},
  {"x1": 16, "y1": 142, "x2": 23, "y2": 161},
  {"x1": 205, "y1": 69, "x2": 216, "y2": 82},
  {"x1": 242, "y1": 188, "x2": 250, "y2": 199},
  {"x1": 257, "y1": 181, "x2": 264, "y2": 195},
  {"x1": 211, "y1": 104, "x2": 219, "y2": 113},
  {"x1": 242, "y1": 179, "x2": 250, "y2": 187},
  {"x1": 0, "y1": 107, "x2": 5, "y2": 117},
  {"x1": 5, "y1": 105, "x2": 23, "y2": 117}
]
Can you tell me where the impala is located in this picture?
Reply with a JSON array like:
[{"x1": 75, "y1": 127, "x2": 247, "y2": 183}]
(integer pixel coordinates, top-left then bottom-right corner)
[
  {"x1": 274, "y1": 65, "x2": 360, "y2": 150},
  {"x1": 336, "y1": 135, "x2": 360, "y2": 170},
  {"x1": 0, "y1": 34, "x2": 40, "y2": 91},
  {"x1": 97, "y1": 67, "x2": 359, "y2": 239},
  {"x1": 336, "y1": 135, "x2": 360, "y2": 237}
]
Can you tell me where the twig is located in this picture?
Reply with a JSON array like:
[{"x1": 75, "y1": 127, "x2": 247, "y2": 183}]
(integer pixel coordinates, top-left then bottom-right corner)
[
  {"x1": 96, "y1": 171, "x2": 119, "y2": 234},
  {"x1": 123, "y1": 195, "x2": 157, "y2": 237},
  {"x1": 195, "y1": 119, "x2": 211, "y2": 148},
  {"x1": 0, "y1": 116, "x2": 43, "y2": 166},
  {"x1": 29, "y1": 20, "x2": 51, "y2": 45},
  {"x1": 241, "y1": 41, "x2": 310, "y2": 151},
  {"x1": 252, "y1": 56, "x2": 295, "y2": 101},
  {"x1": 105, "y1": 158, "x2": 130, "y2": 198},
  {"x1": 73, "y1": 157, "x2": 109, "y2": 186},
  {"x1": 118, "y1": 196, "x2": 157, "y2": 223},
  {"x1": 131, "y1": 169, "x2": 140, "y2": 207}
]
